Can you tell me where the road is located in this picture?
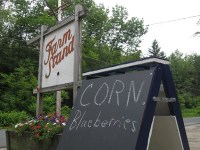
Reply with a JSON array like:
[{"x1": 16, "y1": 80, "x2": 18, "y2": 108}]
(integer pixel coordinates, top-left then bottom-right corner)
[
  {"x1": 0, "y1": 130, "x2": 6, "y2": 149},
  {"x1": 184, "y1": 117, "x2": 200, "y2": 126},
  {"x1": 185, "y1": 123, "x2": 200, "y2": 150}
]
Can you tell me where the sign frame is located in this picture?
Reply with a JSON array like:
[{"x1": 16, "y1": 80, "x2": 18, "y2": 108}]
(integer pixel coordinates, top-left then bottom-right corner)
[
  {"x1": 41, "y1": 21, "x2": 75, "y2": 88},
  {"x1": 28, "y1": 4, "x2": 86, "y2": 116}
]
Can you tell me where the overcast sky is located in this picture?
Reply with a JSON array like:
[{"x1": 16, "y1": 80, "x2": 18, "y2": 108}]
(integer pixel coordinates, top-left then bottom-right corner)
[{"x1": 94, "y1": 0, "x2": 200, "y2": 56}]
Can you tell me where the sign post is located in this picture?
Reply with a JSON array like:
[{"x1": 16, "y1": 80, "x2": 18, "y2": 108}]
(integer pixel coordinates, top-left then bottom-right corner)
[
  {"x1": 36, "y1": 25, "x2": 47, "y2": 116},
  {"x1": 56, "y1": 0, "x2": 62, "y2": 118},
  {"x1": 73, "y1": 4, "x2": 83, "y2": 102}
]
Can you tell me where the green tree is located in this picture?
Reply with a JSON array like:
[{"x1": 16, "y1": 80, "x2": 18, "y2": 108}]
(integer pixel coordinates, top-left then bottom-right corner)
[
  {"x1": 0, "y1": 0, "x2": 57, "y2": 115},
  {"x1": 191, "y1": 54, "x2": 200, "y2": 96},
  {"x1": 0, "y1": 59, "x2": 37, "y2": 114},
  {"x1": 169, "y1": 50, "x2": 197, "y2": 108},
  {"x1": 81, "y1": 3, "x2": 147, "y2": 71},
  {"x1": 148, "y1": 39, "x2": 166, "y2": 58},
  {"x1": 0, "y1": 0, "x2": 57, "y2": 73}
]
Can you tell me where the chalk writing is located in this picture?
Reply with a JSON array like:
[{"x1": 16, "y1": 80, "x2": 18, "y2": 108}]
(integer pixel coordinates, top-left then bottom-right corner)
[
  {"x1": 94, "y1": 82, "x2": 109, "y2": 106},
  {"x1": 69, "y1": 110, "x2": 137, "y2": 133},
  {"x1": 79, "y1": 79, "x2": 145, "y2": 108},
  {"x1": 80, "y1": 83, "x2": 93, "y2": 107},
  {"x1": 108, "y1": 80, "x2": 125, "y2": 106},
  {"x1": 126, "y1": 81, "x2": 145, "y2": 107}
]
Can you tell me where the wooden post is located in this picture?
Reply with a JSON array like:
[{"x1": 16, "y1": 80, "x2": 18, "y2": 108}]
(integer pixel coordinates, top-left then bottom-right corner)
[
  {"x1": 58, "y1": 0, "x2": 62, "y2": 21},
  {"x1": 36, "y1": 25, "x2": 47, "y2": 117},
  {"x1": 56, "y1": 90, "x2": 62, "y2": 117},
  {"x1": 56, "y1": 0, "x2": 62, "y2": 118},
  {"x1": 73, "y1": 4, "x2": 83, "y2": 103}
]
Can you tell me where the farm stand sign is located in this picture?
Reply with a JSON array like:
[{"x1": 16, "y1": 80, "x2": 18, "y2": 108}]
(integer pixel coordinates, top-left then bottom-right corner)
[{"x1": 42, "y1": 22, "x2": 75, "y2": 88}]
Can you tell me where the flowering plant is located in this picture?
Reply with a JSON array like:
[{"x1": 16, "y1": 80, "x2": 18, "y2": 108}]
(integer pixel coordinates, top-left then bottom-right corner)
[{"x1": 14, "y1": 113, "x2": 67, "y2": 141}]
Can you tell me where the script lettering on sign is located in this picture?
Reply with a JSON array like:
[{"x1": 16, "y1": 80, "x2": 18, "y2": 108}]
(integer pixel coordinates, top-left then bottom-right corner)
[{"x1": 44, "y1": 29, "x2": 74, "y2": 78}]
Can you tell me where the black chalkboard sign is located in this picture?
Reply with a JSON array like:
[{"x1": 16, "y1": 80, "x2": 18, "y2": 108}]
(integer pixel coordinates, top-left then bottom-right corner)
[{"x1": 57, "y1": 68, "x2": 155, "y2": 150}]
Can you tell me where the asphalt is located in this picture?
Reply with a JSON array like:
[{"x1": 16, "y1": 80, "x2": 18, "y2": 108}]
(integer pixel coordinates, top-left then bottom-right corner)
[
  {"x1": 0, "y1": 117, "x2": 200, "y2": 150},
  {"x1": 183, "y1": 117, "x2": 200, "y2": 149},
  {"x1": 185, "y1": 124, "x2": 200, "y2": 150},
  {"x1": 0, "y1": 130, "x2": 6, "y2": 149},
  {"x1": 184, "y1": 117, "x2": 200, "y2": 126}
]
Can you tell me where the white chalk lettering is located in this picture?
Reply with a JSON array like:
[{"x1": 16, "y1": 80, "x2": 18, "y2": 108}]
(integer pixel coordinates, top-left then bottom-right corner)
[
  {"x1": 94, "y1": 82, "x2": 109, "y2": 106},
  {"x1": 108, "y1": 80, "x2": 125, "y2": 106},
  {"x1": 80, "y1": 83, "x2": 93, "y2": 107},
  {"x1": 126, "y1": 81, "x2": 145, "y2": 107},
  {"x1": 69, "y1": 110, "x2": 137, "y2": 133},
  {"x1": 88, "y1": 120, "x2": 93, "y2": 127},
  {"x1": 109, "y1": 118, "x2": 115, "y2": 126},
  {"x1": 101, "y1": 120, "x2": 109, "y2": 127},
  {"x1": 81, "y1": 120, "x2": 87, "y2": 128},
  {"x1": 94, "y1": 111, "x2": 102, "y2": 127},
  {"x1": 131, "y1": 121, "x2": 136, "y2": 133},
  {"x1": 123, "y1": 119, "x2": 131, "y2": 130},
  {"x1": 113, "y1": 120, "x2": 120, "y2": 127},
  {"x1": 76, "y1": 111, "x2": 86, "y2": 130},
  {"x1": 69, "y1": 110, "x2": 81, "y2": 131}
]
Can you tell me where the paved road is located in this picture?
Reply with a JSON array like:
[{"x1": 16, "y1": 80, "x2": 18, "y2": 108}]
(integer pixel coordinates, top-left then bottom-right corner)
[
  {"x1": 0, "y1": 130, "x2": 6, "y2": 148},
  {"x1": 184, "y1": 117, "x2": 200, "y2": 126},
  {"x1": 185, "y1": 124, "x2": 200, "y2": 150}
]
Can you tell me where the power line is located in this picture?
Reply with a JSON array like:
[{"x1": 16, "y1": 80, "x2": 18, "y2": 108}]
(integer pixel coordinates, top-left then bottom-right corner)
[
  {"x1": 82, "y1": 55, "x2": 112, "y2": 66},
  {"x1": 79, "y1": 11, "x2": 200, "y2": 27},
  {"x1": 146, "y1": 14, "x2": 200, "y2": 26}
]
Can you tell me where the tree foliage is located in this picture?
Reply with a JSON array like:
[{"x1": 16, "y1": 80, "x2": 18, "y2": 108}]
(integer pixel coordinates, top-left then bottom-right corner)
[
  {"x1": 148, "y1": 39, "x2": 166, "y2": 58},
  {"x1": 169, "y1": 50, "x2": 200, "y2": 109},
  {"x1": 80, "y1": 2, "x2": 147, "y2": 71},
  {"x1": 0, "y1": 59, "x2": 37, "y2": 114},
  {"x1": 0, "y1": 0, "x2": 148, "y2": 116}
]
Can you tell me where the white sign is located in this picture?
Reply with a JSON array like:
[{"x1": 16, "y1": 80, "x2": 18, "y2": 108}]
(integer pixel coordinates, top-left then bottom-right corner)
[{"x1": 41, "y1": 22, "x2": 75, "y2": 88}]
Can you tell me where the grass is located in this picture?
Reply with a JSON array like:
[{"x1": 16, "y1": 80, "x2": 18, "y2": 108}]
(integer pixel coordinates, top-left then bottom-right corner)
[
  {"x1": 181, "y1": 107, "x2": 200, "y2": 118},
  {"x1": 0, "y1": 126, "x2": 13, "y2": 130}
]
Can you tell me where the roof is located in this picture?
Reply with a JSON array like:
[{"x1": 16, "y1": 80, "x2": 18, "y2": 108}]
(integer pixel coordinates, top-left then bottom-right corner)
[{"x1": 83, "y1": 57, "x2": 169, "y2": 78}]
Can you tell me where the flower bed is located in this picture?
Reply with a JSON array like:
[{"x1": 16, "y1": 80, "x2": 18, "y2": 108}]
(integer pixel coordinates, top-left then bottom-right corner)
[
  {"x1": 6, "y1": 113, "x2": 67, "y2": 150},
  {"x1": 14, "y1": 113, "x2": 67, "y2": 141}
]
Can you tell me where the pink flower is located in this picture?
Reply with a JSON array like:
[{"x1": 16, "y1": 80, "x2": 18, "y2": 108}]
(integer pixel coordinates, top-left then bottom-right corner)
[{"x1": 36, "y1": 125, "x2": 41, "y2": 129}]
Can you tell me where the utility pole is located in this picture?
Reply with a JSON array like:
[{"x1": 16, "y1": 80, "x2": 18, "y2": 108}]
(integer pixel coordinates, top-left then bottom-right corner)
[
  {"x1": 56, "y1": 0, "x2": 62, "y2": 118},
  {"x1": 58, "y1": 0, "x2": 62, "y2": 21}
]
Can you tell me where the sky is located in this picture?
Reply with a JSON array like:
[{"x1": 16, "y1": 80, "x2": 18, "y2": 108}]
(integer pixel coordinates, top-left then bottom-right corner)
[{"x1": 94, "y1": 0, "x2": 200, "y2": 56}]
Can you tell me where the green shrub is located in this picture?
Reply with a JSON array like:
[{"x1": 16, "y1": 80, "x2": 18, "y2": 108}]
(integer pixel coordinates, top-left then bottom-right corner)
[
  {"x1": 43, "y1": 94, "x2": 56, "y2": 114},
  {"x1": 178, "y1": 95, "x2": 185, "y2": 109},
  {"x1": 0, "y1": 111, "x2": 30, "y2": 127},
  {"x1": 61, "y1": 106, "x2": 71, "y2": 117},
  {"x1": 194, "y1": 96, "x2": 200, "y2": 106},
  {"x1": 179, "y1": 92, "x2": 197, "y2": 109}
]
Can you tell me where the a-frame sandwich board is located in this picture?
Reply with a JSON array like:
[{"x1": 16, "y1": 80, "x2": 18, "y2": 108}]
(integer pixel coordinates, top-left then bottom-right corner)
[
  {"x1": 57, "y1": 60, "x2": 189, "y2": 150},
  {"x1": 136, "y1": 64, "x2": 190, "y2": 150}
]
